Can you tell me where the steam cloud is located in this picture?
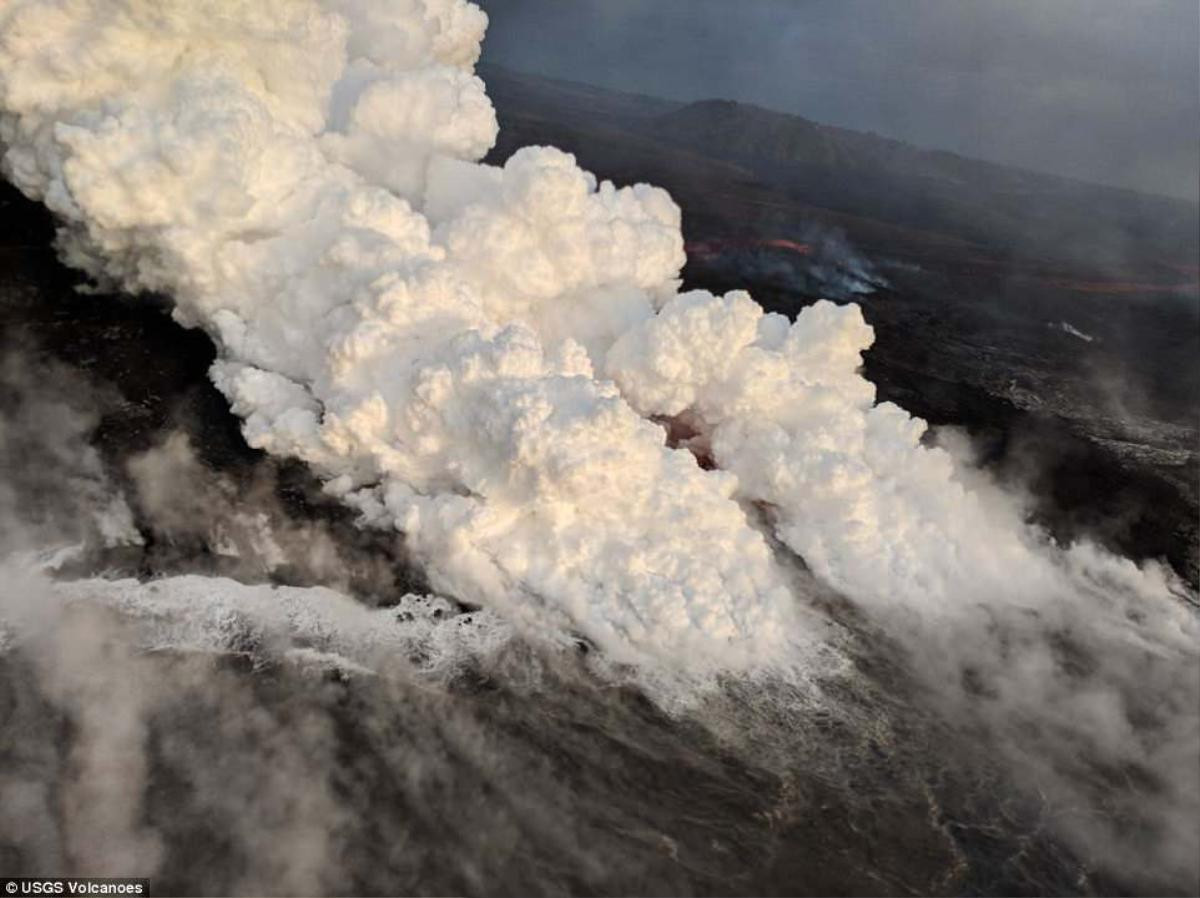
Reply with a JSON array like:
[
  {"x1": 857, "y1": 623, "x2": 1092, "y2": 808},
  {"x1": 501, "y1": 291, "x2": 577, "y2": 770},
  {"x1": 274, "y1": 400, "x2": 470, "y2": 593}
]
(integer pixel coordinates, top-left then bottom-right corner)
[{"x1": 0, "y1": 0, "x2": 1196, "y2": 889}]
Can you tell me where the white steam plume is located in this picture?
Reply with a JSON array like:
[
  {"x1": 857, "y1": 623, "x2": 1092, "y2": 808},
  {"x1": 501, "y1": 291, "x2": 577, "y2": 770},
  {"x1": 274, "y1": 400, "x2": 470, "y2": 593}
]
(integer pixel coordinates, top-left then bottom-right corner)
[
  {"x1": 0, "y1": 0, "x2": 1192, "y2": 677},
  {"x1": 0, "y1": 0, "x2": 808, "y2": 667},
  {"x1": 607, "y1": 291, "x2": 1190, "y2": 622}
]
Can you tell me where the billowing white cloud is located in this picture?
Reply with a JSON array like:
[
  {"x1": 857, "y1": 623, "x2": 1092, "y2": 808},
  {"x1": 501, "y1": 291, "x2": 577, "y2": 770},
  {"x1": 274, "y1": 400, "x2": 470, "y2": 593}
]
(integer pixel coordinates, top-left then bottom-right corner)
[
  {"x1": 0, "y1": 0, "x2": 1191, "y2": 680},
  {"x1": 0, "y1": 0, "x2": 807, "y2": 667}
]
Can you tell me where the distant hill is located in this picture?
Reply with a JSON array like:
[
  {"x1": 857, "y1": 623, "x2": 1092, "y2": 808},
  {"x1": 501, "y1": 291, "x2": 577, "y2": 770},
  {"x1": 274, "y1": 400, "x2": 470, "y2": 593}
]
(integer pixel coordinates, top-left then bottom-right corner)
[
  {"x1": 481, "y1": 63, "x2": 681, "y2": 128},
  {"x1": 481, "y1": 63, "x2": 1199, "y2": 271}
]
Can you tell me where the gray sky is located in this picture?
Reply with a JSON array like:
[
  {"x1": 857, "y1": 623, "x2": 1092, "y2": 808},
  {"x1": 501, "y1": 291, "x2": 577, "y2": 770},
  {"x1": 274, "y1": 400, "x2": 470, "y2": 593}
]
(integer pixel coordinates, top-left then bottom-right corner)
[{"x1": 478, "y1": 0, "x2": 1199, "y2": 201}]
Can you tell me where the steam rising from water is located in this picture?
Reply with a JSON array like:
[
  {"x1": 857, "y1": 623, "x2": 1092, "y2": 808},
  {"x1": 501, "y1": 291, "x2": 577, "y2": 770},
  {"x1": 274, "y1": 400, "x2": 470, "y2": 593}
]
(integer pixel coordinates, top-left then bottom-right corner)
[
  {"x1": 0, "y1": 0, "x2": 1196, "y2": 889},
  {"x1": 0, "y1": 0, "x2": 811, "y2": 667}
]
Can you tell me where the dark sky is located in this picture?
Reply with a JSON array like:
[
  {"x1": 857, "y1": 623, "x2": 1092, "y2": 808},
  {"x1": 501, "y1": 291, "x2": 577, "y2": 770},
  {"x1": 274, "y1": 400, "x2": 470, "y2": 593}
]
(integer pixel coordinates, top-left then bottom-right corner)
[{"x1": 477, "y1": 0, "x2": 1199, "y2": 202}]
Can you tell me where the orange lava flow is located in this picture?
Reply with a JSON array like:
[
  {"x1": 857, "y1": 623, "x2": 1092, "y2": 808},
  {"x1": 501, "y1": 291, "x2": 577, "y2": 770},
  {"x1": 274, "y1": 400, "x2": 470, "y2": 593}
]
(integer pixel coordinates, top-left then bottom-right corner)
[{"x1": 685, "y1": 238, "x2": 813, "y2": 261}]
